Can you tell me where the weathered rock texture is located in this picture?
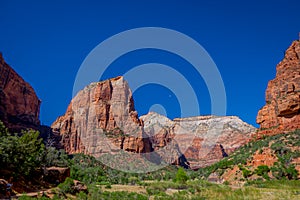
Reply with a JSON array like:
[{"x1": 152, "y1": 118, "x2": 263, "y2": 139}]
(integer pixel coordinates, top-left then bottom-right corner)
[
  {"x1": 141, "y1": 112, "x2": 256, "y2": 169},
  {"x1": 0, "y1": 53, "x2": 40, "y2": 131},
  {"x1": 256, "y1": 40, "x2": 300, "y2": 137},
  {"x1": 51, "y1": 76, "x2": 152, "y2": 157},
  {"x1": 44, "y1": 167, "x2": 70, "y2": 184},
  {"x1": 248, "y1": 148, "x2": 278, "y2": 167},
  {"x1": 53, "y1": 77, "x2": 255, "y2": 169}
]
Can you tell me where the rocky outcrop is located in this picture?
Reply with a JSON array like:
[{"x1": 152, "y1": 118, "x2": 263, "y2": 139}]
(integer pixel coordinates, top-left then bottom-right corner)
[
  {"x1": 257, "y1": 40, "x2": 300, "y2": 137},
  {"x1": 51, "y1": 76, "x2": 152, "y2": 157},
  {"x1": 141, "y1": 112, "x2": 256, "y2": 169},
  {"x1": 248, "y1": 148, "x2": 278, "y2": 167},
  {"x1": 53, "y1": 77, "x2": 255, "y2": 169},
  {"x1": 43, "y1": 167, "x2": 70, "y2": 184},
  {"x1": 0, "y1": 53, "x2": 40, "y2": 131},
  {"x1": 72, "y1": 180, "x2": 88, "y2": 194}
]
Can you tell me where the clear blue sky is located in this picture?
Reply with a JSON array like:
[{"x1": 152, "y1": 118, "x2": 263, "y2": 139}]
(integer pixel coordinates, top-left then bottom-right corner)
[{"x1": 1, "y1": 0, "x2": 299, "y2": 127}]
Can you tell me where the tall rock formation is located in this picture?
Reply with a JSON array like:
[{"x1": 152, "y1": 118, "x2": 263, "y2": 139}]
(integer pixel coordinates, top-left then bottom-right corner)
[
  {"x1": 53, "y1": 76, "x2": 256, "y2": 169},
  {"x1": 256, "y1": 40, "x2": 300, "y2": 137},
  {"x1": 51, "y1": 76, "x2": 152, "y2": 157},
  {"x1": 141, "y1": 112, "x2": 255, "y2": 169},
  {"x1": 0, "y1": 53, "x2": 40, "y2": 131}
]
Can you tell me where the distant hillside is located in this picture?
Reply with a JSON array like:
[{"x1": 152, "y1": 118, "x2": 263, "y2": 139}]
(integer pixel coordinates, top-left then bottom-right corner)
[{"x1": 198, "y1": 129, "x2": 300, "y2": 185}]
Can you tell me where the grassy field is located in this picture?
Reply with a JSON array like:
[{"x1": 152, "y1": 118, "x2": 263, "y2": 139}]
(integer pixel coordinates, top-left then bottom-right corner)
[
  {"x1": 96, "y1": 180, "x2": 300, "y2": 200},
  {"x1": 6, "y1": 124, "x2": 300, "y2": 200},
  {"x1": 18, "y1": 179, "x2": 300, "y2": 200}
]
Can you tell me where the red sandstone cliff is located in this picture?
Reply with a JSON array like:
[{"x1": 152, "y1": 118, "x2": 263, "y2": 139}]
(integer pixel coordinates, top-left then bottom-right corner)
[
  {"x1": 256, "y1": 40, "x2": 300, "y2": 137},
  {"x1": 51, "y1": 76, "x2": 152, "y2": 157},
  {"x1": 0, "y1": 53, "x2": 40, "y2": 131},
  {"x1": 52, "y1": 76, "x2": 256, "y2": 169}
]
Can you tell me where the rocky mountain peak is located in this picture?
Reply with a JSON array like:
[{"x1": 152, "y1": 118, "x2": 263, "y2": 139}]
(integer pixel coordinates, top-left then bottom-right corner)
[
  {"x1": 51, "y1": 76, "x2": 151, "y2": 156},
  {"x1": 256, "y1": 40, "x2": 300, "y2": 137},
  {"x1": 141, "y1": 112, "x2": 256, "y2": 169},
  {"x1": 0, "y1": 54, "x2": 40, "y2": 131}
]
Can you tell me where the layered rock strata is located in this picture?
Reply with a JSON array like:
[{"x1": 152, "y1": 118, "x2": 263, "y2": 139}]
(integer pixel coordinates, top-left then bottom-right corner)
[{"x1": 257, "y1": 40, "x2": 300, "y2": 137}]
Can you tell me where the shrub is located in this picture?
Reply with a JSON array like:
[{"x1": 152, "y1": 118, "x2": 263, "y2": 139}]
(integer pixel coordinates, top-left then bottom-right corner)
[
  {"x1": 128, "y1": 176, "x2": 139, "y2": 185},
  {"x1": 58, "y1": 177, "x2": 75, "y2": 194},
  {"x1": 223, "y1": 181, "x2": 230, "y2": 185},
  {"x1": 255, "y1": 165, "x2": 270, "y2": 176},
  {"x1": 0, "y1": 121, "x2": 45, "y2": 176},
  {"x1": 175, "y1": 167, "x2": 189, "y2": 184},
  {"x1": 76, "y1": 191, "x2": 88, "y2": 200},
  {"x1": 242, "y1": 169, "x2": 252, "y2": 178},
  {"x1": 285, "y1": 165, "x2": 298, "y2": 180}
]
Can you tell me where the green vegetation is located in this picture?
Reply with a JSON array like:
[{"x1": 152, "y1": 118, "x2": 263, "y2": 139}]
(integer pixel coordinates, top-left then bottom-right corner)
[
  {"x1": 0, "y1": 121, "x2": 45, "y2": 177},
  {"x1": 57, "y1": 177, "x2": 75, "y2": 195},
  {"x1": 18, "y1": 179, "x2": 300, "y2": 200},
  {"x1": 255, "y1": 165, "x2": 270, "y2": 180},
  {"x1": 238, "y1": 165, "x2": 252, "y2": 178},
  {"x1": 1, "y1": 120, "x2": 300, "y2": 199},
  {"x1": 192, "y1": 129, "x2": 300, "y2": 182},
  {"x1": 175, "y1": 167, "x2": 189, "y2": 184}
]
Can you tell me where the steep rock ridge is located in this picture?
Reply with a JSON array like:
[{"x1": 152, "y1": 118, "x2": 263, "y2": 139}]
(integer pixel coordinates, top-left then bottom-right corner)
[
  {"x1": 53, "y1": 77, "x2": 255, "y2": 169},
  {"x1": 256, "y1": 40, "x2": 300, "y2": 137},
  {"x1": 0, "y1": 53, "x2": 40, "y2": 131},
  {"x1": 51, "y1": 76, "x2": 152, "y2": 157},
  {"x1": 141, "y1": 112, "x2": 256, "y2": 169}
]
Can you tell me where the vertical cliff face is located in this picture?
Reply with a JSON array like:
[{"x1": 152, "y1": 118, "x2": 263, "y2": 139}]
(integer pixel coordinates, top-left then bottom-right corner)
[
  {"x1": 53, "y1": 76, "x2": 256, "y2": 169},
  {"x1": 51, "y1": 76, "x2": 152, "y2": 157},
  {"x1": 0, "y1": 53, "x2": 40, "y2": 131},
  {"x1": 256, "y1": 40, "x2": 300, "y2": 137}
]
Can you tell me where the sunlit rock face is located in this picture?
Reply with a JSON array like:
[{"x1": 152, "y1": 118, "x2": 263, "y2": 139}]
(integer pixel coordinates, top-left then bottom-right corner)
[
  {"x1": 52, "y1": 76, "x2": 255, "y2": 169},
  {"x1": 141, "y1": 112, "x2": 255, "y2": 169},
  {"x1": 257, "y1": 40, "x2": 300, "y2": 137}
]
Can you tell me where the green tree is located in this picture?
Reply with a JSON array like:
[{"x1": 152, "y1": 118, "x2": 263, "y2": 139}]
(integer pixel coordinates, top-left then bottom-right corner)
[
  {"x1": 175, "y1": 167, "x2": 189, "y2": 184},
  {"x1": 0, "y1": 121, "x2": 45, "y2": 176}
]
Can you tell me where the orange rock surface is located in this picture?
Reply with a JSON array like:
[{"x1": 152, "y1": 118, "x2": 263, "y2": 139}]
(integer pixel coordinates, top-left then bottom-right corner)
[
  {"x1": 51, "y1": 77, "x2": 152, "y2": 156},
  {"x1": 257, "y1": 40, "x2": 300, "y2": 137}
]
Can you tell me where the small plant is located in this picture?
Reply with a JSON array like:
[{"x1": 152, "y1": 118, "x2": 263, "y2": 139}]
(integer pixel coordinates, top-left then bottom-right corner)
[
  {"x1": 175, "y1": 167, "x2": 189, "y2": 184},
  {"x1": 255, "y1": 165, "x2": 270, "y2": 177},
  {"x1": 242, "y1": 168, "x2": 252, "y2": 178},
  {"x1": 58, "y1": 177, "x2": 75, "y2": 195},
  {"x1": 76, "y1": 191, "x2": 88, "y2": 200},
  {"x1": 223, "y1": 180, "x2": 230, "y2": 185},
  {"x1": 128, "y1": 176, "x2": 139, "y2": 185}
]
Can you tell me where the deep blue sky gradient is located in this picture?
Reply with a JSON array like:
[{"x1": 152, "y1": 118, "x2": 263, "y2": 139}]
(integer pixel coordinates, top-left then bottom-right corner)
[{"x1": 1, "y1": 0, "x2": 300, "y2": 127}]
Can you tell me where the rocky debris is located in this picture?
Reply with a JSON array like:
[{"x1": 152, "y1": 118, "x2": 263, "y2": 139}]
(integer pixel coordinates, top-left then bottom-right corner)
[
  {"x1": 207, "y1": 172, "x2": 224, "y2": 183},
  {"x1": 72, "y1": 180, "x2": 88, "y2": 194},
  {"x1": 248, "y1": 148, "x2": 278, "y2": 167},
  {"x1": 43, "y1": 167, "x2": 70, "y2": 184},
  {"x1": 257, "y1": 40, "x2": 300, "y2": 137},
  {"x1": 0, "y1": 179, "x2": 10, "y2": 199},
  {"x1": 0, "y1": 53, "x2": 40, "y2": 132},
  {"x1": 51, "y1": 76, "x2": 152, "y2": 157},
  {"x1": 141, "y1": 112, "x2": 256, "y2": 169}
]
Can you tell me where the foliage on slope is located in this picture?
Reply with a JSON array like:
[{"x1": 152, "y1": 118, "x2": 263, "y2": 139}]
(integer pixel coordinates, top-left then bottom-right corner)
[{"x1": 193, "y1": 130, "x2": 300, "y2": 183}]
